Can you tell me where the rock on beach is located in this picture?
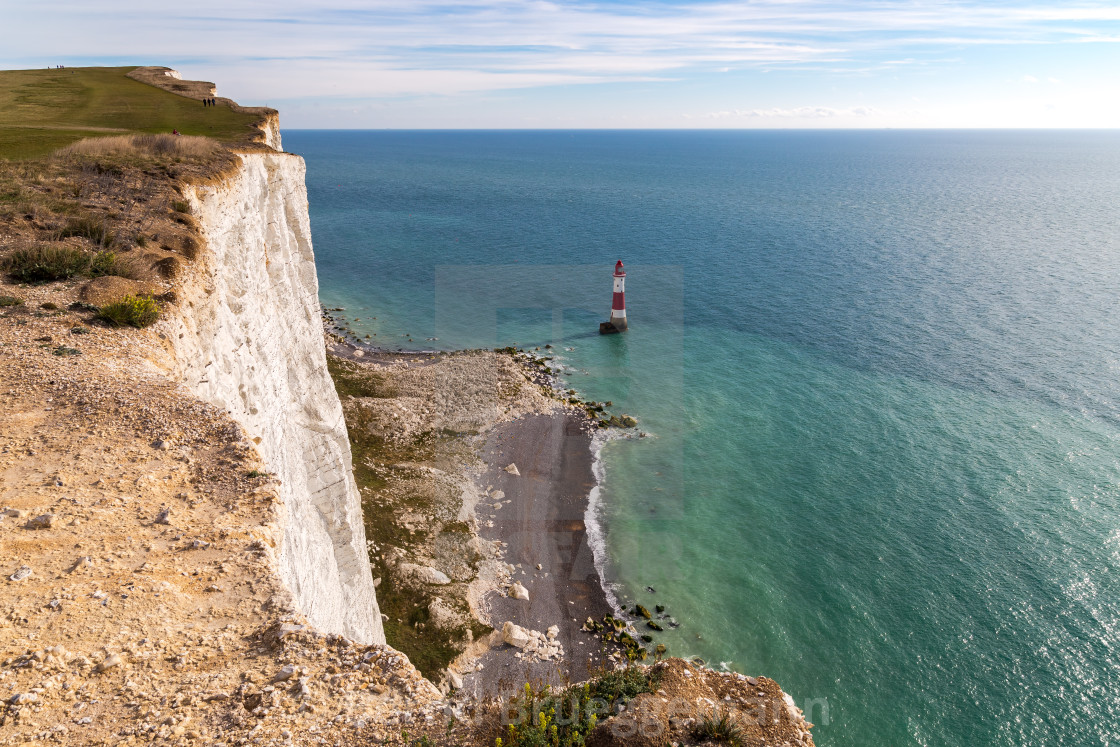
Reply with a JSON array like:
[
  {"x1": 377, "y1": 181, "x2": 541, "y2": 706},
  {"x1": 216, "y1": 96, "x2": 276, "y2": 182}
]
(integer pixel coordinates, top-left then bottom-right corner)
[{"x1": 502, "y1": 621, "x2": 531, "y2": 648}]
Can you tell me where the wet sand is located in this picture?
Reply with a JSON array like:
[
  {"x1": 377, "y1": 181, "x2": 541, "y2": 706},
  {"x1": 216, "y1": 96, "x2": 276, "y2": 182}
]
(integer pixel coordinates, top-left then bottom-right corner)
[{"x1": 463, "y1": 411, "x2": 613, "y2": 697}]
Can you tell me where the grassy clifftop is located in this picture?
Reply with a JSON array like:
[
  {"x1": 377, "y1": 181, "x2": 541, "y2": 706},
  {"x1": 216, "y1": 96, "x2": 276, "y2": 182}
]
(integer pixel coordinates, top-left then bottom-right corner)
[
  {"x1": 0, "y1": 66, "x2": 263, "y2": 160},
  {"x1": 0, "y1": 66, "x2": 264, "y2": 342}
]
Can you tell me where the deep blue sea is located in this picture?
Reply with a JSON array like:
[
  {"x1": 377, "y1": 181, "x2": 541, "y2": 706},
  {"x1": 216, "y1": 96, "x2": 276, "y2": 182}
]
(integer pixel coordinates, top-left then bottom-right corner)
[{"x1": 285, "y1": 130, "x2": 1120, "y2": 746}]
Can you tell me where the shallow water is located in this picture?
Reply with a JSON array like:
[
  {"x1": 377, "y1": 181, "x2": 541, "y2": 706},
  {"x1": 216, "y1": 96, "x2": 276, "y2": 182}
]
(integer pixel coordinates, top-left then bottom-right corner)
[{"x1": 288, "y1": 129, "x2": 1120, "y2": 745}]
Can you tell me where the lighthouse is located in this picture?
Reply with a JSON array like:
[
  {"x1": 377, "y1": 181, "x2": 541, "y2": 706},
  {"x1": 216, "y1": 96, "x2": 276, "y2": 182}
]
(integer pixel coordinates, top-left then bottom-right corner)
[{"x1": 599, "y1": 260, "x2": 628, "y2": 334}]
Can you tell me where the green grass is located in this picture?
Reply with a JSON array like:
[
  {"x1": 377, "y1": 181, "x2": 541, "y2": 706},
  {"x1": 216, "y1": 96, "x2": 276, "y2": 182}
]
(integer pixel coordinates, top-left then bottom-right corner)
[
  {"x1": 89, "y1": 250, "x2": 143, "y2": 279},
  {"x1": 375, "y1": 575, "x2": 464, "y2": 681},
  {"x1": 695, "y1": 713, "x2": 745, "y2": 745},
  {"x1": 3, "y1": 245, "x2": 143, "y2": 283},
  {"x1": 4, "y1": 245, "x2": 91, "y2": 282},
  {"x1": 327, "y1": 355, "x2": 398, "y2": 399},
  {"x1": 0, "y1": 67, "x2": 263, "y2": 160},
  {"x1": 327, "y1": 353, "x2": 489, "y2": 681}
]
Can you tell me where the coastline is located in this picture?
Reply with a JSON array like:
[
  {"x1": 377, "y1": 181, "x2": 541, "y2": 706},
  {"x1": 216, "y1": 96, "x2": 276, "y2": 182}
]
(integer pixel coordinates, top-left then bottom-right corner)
[
  {"x1": 0, "y1": 66, "x2": 818, "y2": 746},
  {"x1": 324, "y1": 324, "x2": 618, "y2": 694},
  {"x1": 463, "y1": 411, "x2": 612, "y2": 696},
  {"x1": 323, "y1": 334, "x2": 818, "y2": 747}
]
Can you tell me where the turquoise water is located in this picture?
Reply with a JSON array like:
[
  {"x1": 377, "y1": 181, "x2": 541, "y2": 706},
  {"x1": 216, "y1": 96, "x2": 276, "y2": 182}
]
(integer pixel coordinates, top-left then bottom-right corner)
[{"x1": 287, "y1": 130, "x2": 1120, "y2": 746}]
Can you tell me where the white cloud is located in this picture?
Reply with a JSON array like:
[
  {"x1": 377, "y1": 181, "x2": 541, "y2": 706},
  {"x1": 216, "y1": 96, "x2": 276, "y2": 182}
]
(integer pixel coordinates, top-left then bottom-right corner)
[
  {"x1": 704, "y1": 105, "x2": 879, "y2": 119},
  {"x1": 3, "y1": 1, "x2": 1118, "y2": 126},
  {"x1": 4, "y1": 0, "x2": 1120, "y2": 100}
]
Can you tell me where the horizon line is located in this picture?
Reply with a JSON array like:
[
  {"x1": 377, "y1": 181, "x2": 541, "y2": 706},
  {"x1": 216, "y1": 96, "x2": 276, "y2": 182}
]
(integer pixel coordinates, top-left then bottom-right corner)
[{"x1": 278, "y1": 126, "x2": 1120, "y2": 131}]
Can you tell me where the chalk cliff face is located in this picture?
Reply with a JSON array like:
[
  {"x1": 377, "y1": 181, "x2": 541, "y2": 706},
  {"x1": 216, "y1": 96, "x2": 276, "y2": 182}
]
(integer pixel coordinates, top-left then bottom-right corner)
[
  {"x1": 168, "y1": 151, "x2": 383, "y2": 645},
  {"x1": 259, "y1": 114, "x2": 282, "y2": 152}
]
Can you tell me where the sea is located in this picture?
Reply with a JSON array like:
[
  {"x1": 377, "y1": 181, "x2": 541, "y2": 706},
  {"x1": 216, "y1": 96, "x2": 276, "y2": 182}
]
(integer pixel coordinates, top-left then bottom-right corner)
[{"x1": 284, "y1": 129, "x2": 1120, "y2": 746}]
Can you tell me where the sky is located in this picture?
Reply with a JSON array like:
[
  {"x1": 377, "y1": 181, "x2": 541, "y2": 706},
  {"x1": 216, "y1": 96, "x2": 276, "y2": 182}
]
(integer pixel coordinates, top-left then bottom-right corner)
[{"x1": 4, "y1": 1, "x2": 1120, "y2": 128}]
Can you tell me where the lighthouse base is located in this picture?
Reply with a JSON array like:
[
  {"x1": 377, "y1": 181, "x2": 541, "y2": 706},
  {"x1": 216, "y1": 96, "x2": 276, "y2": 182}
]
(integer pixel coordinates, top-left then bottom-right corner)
[{"x1": 599, "y1": 321, "x2": 627, "y2": 335}]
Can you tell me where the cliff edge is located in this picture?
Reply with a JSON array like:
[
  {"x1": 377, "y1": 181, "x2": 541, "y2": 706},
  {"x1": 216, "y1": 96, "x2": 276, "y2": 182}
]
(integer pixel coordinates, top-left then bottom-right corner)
[
  {"x1": 0, "y1": 66, "x2": 422, "y2": 745},
  {"x1": 169, "y1": 150, "x2": 383, "y2": 645},
  {"x1": 0, "y1": 66, "x2": 814, "y2": 747}
]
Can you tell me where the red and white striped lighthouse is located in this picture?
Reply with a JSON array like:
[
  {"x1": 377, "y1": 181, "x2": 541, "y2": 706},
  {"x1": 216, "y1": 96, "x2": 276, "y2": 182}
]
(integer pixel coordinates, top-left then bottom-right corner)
[{"x1": 600, "y1": 260, "x2": 628, "y2": 334}]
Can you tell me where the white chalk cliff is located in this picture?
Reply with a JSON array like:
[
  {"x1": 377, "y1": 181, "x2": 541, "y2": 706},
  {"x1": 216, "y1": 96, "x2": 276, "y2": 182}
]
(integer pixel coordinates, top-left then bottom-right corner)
[{"x1": 167, "y1": 144, "x2": 383, "y2": 645}]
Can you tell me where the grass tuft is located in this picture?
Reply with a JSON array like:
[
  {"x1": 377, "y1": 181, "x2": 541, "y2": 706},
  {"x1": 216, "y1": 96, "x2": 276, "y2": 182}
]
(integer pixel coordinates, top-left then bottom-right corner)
[
  {"x1": 57, "y1": 214, "x2": 114, "y2": 247},
  {"x1": 89, "y1": 250, "x2": 145, "y2": 280},
  {"x1": 4, "y1": 245, "x2": 91, "y2": 282},
  {"x1": 2, "y1": 245, "x2": 145, "y2": 283},
  {"x1": 0, "y1": 295, "x2": 24, "y2": 307},
  {"x1": 695, "y1": 713, "x2": 744, "y2": 745},
  {"x1": 97, "y1": 294, "x2": 159, "y2": 328}
]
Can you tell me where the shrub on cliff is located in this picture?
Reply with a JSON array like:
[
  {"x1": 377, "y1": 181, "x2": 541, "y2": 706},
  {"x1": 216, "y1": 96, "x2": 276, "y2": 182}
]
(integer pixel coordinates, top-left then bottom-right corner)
[
  {"x1": 3, "y1": 245, "x2": 91, "y2": 282},
  {"x1": 3, "y1": 245, "x2": 146, "y2": 283},
  {"x1": 98, "y1": 294, "x2": 160, "y2": 328},
  {"x1": 499, "y1": 666, "x2": 660, "y2": 747}
]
